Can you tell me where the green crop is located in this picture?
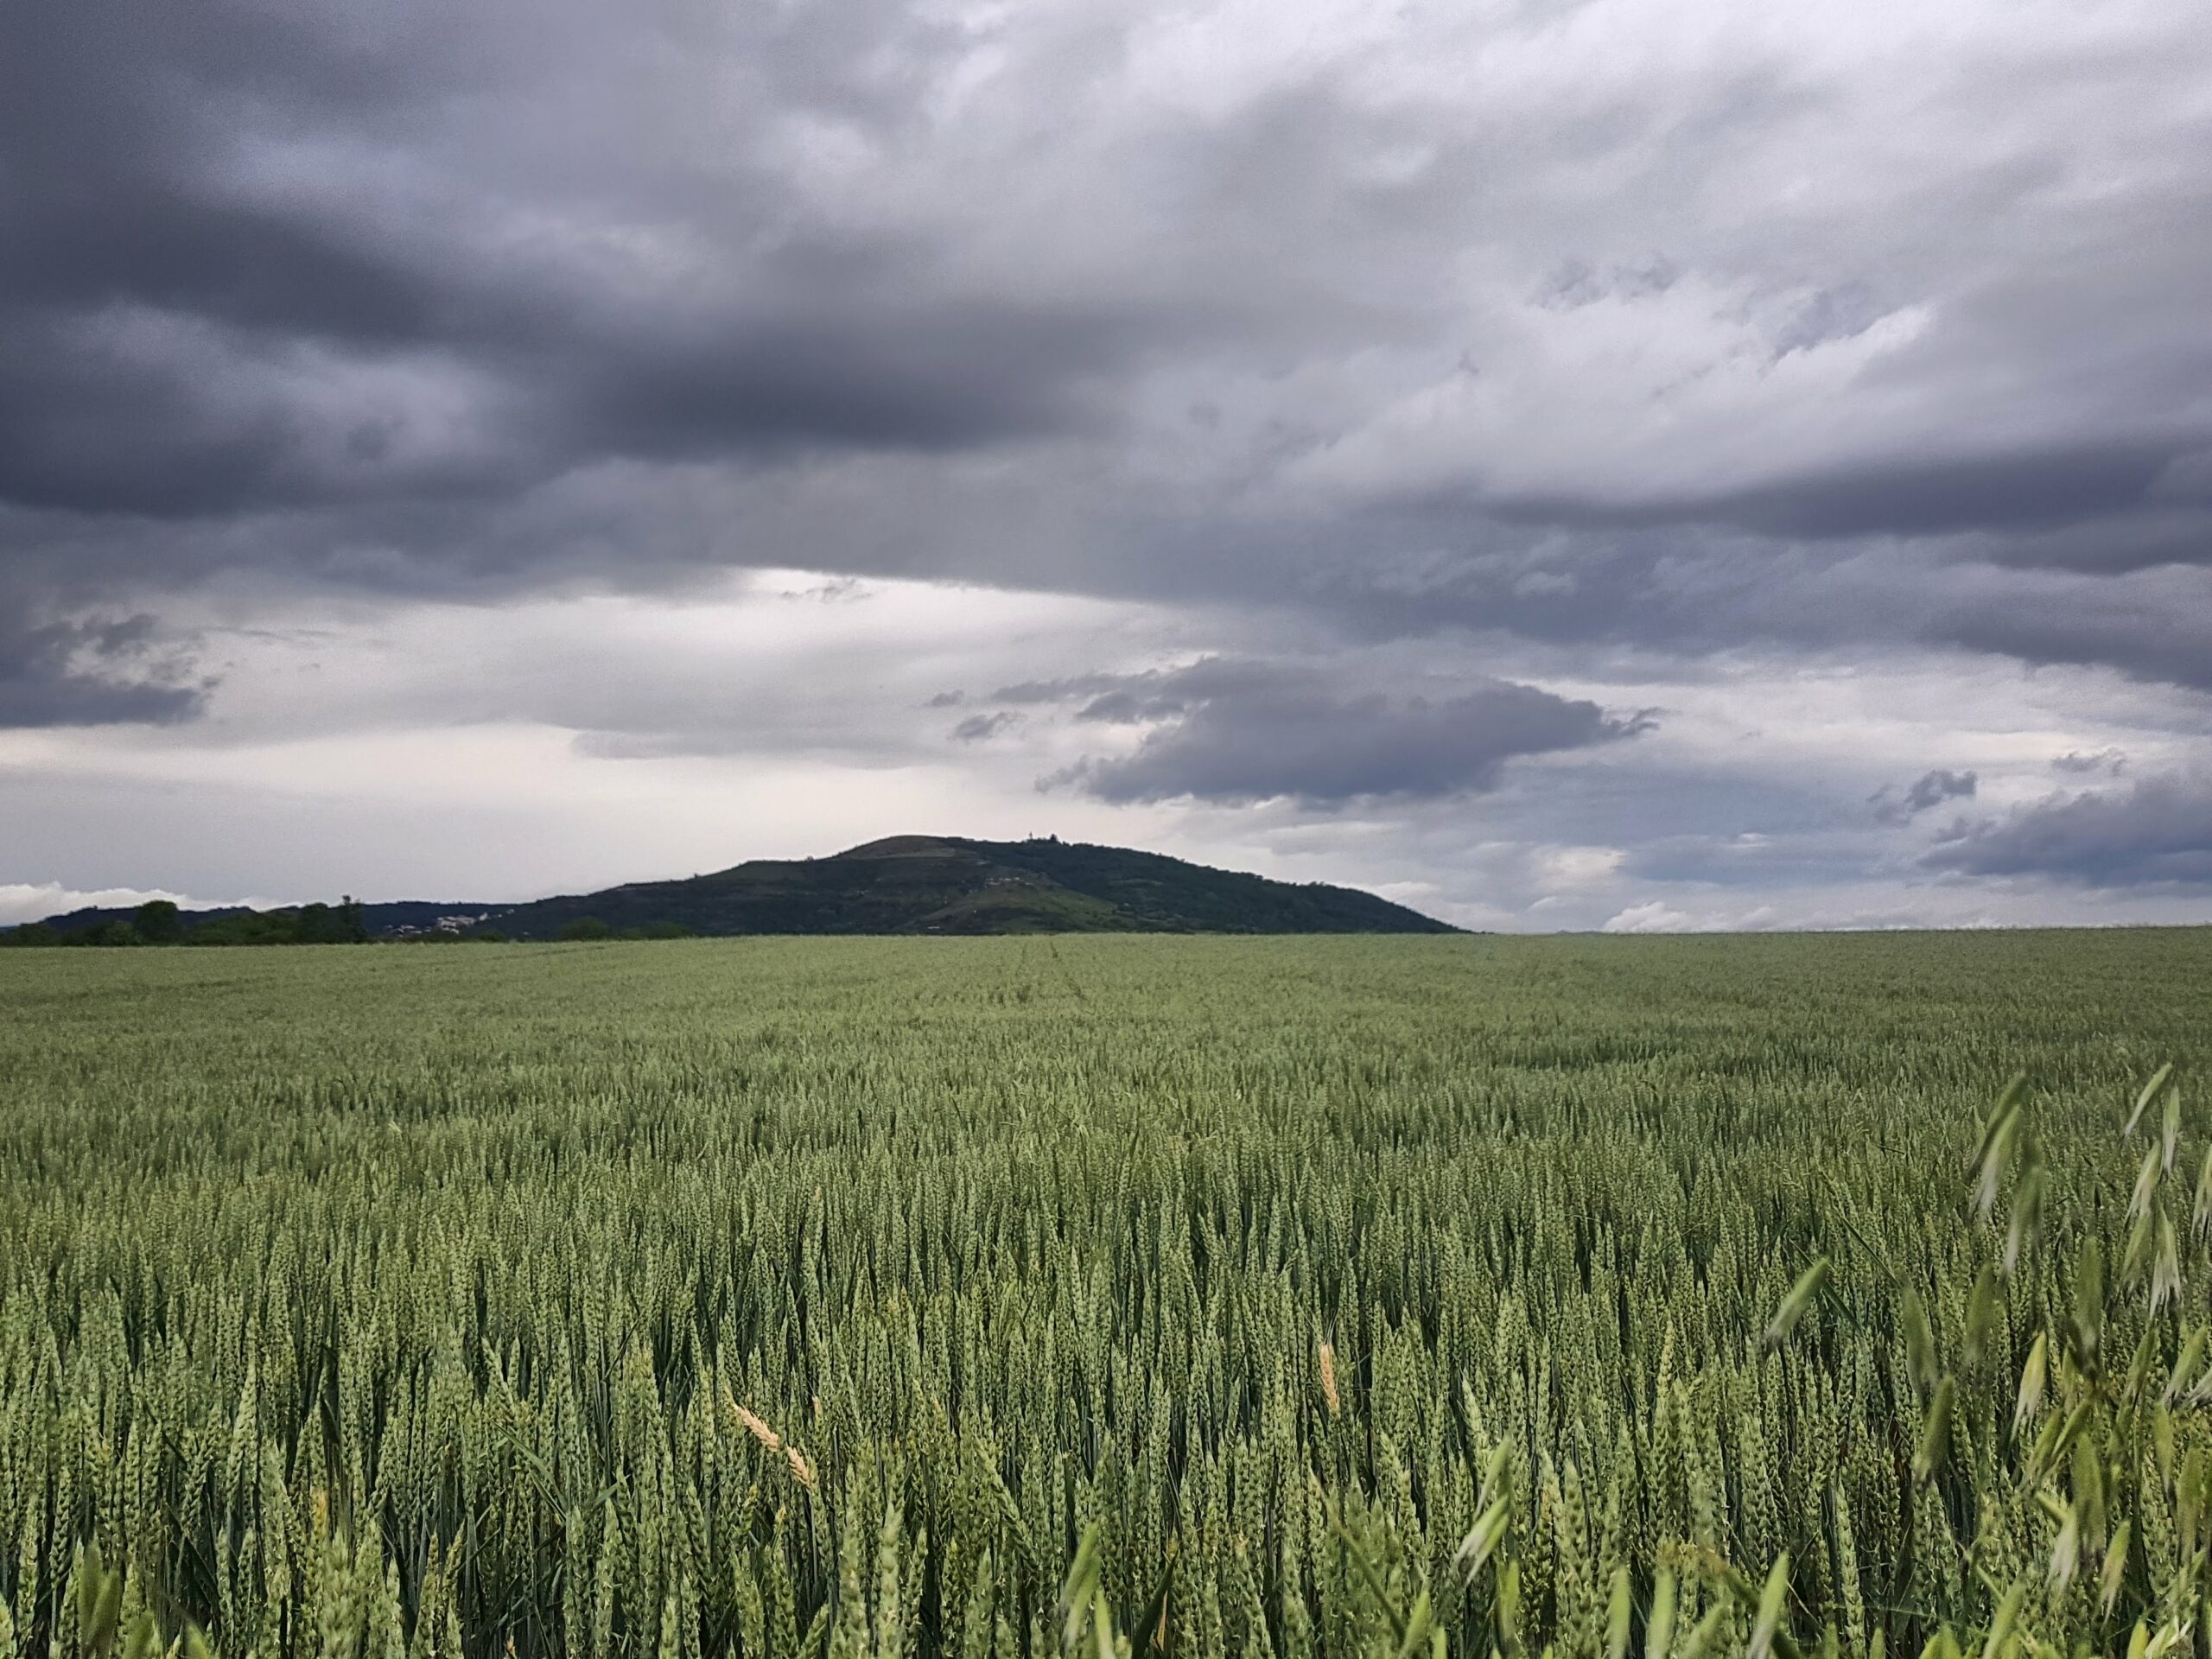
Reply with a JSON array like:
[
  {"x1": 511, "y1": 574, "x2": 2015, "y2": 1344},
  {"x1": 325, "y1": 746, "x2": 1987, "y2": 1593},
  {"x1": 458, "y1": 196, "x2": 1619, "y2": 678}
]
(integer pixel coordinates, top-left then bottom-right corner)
[{"x1": 0, "y1": 931, "x2": 2206, "y2": 1658}]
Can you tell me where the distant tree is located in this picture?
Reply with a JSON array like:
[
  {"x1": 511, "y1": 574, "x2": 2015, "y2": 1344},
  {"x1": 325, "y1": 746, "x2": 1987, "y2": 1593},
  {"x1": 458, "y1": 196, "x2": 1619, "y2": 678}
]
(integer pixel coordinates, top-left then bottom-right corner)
[
  {"x1": 638, "y1": 921, "x2": 695, "y2": 940},
  {"x1": 134, "y1": 899, "x2": 185, "y2": 944},
  {"x1": 81, "y1": 920, "x2": 142, "y2": 947},
  {"x1": 188, "y1": 911, "x2": 289, "y2": 946},
  {"x1": 558, "y1": 918, "x2": 613, "y2": 941},
  {"x1": 293, "y1": 902, "x2": 370, "y2": 945},
  {"x1": 1, "y1": 923, "x2": 60, "y2": 948},
  {"x1": 473, "y1": 928, "x2": 509, "y2": 944}
]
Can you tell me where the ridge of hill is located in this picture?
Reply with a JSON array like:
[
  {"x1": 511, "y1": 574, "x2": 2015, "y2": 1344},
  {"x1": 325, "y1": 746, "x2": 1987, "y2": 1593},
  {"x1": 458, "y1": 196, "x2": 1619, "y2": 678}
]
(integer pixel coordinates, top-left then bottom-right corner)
[{"x1": 482, "y1": 836, "x2": 1457, "y2": 938}]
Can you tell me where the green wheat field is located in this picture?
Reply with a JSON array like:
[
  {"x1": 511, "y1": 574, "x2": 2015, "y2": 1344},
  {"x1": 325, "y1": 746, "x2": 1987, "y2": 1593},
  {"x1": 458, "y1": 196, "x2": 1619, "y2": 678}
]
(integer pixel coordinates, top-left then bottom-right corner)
[{"x1": 2, "y1": 931, "x2": 2209, "y2": 1659}]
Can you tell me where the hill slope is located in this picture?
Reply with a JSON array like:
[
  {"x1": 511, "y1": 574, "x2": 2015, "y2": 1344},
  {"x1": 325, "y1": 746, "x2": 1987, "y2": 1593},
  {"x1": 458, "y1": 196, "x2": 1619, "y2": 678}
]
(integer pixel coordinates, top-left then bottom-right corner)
[{"x1": 484, "y1": 836, "x2": 1458, "y2": 938}]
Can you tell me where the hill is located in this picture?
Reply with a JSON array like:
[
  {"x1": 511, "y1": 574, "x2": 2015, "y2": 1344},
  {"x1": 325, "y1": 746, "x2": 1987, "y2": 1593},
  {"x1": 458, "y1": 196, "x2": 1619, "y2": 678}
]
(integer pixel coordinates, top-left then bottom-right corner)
[
  {"x1": 480, "y1": 836, "x2": 1457, "y2": 938},
  {"x1": 8, "y1": 838, "x2": 1458, "y2": 941}
]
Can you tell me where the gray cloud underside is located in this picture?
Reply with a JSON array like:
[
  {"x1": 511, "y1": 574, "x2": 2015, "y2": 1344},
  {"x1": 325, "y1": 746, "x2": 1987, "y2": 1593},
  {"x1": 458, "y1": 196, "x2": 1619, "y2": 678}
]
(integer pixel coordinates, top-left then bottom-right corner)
[
  {"x1": 999, "y1": 659, "x2": 1644, "y2": 806},
  {"x1": 2052, "y1": 748, "x2": 2126, "y2": 777},
  {"x1": 1871, "y1": 767, "x2": 1977, "y2": 823},
  {"x1": 950, "y1": 711, "x2": 1019, "y2": 743},
  {"x1": 0, "y1": 615, "x2": 207, "y2": 728},
  {"x1": 1924, "y1": 772, "x2": 2212, "y2": 887}
]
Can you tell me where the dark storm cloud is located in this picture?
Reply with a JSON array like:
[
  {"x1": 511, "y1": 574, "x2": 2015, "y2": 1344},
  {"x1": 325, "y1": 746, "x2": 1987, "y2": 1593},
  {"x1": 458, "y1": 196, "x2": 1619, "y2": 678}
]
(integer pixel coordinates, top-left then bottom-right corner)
[
  {"x1": 1870, "y1": 768, "x2": 1976, "y2": 823},
  {"x1": 1684, "y1": 443, "x2": 2187, "y2": 543},
  {"x1": 1932, "y1": 565, "x2": 2212, "y2": 690},
  {"x1": 0, "y1": 246, "x2": 1139, "y2": 522},
  {"x1": 1016, "y1": 659, "x2": 1646, "y2": 806},
  {"x1": 1480, "y1": 439, "x2": 2203, "y2": 550},
  {"x1": 0, "y1": 317, "x2": 535, "y2": 518},
  {"x1": 0, "y1": 615, "x2": 207, "y2": 727},
  {"x1": 1924, "y1": 772, "x2": 2212, "y2": 887},
  {"x1": 1, "y1": 0, "x2": 498, "y2": 515},
  {"x1": 1, "y1": 0, "x2": 478, "y2": 321},
  {"x1": 559, "y1": 302, "x2": 1141, "y2": 461},
  {"x1": 0, "y1": 0, "x2": 1163, "y2": 530}
]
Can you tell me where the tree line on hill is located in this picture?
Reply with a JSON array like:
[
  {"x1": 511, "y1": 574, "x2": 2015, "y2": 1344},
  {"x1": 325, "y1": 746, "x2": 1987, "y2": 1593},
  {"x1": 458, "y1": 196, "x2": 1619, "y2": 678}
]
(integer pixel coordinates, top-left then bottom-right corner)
[
  {"x1": 0, "y1": 900, "x2": 694, "y2": 947},
  {"x1": 1, "y1": 898, "x2": 372, "y2": 947}
]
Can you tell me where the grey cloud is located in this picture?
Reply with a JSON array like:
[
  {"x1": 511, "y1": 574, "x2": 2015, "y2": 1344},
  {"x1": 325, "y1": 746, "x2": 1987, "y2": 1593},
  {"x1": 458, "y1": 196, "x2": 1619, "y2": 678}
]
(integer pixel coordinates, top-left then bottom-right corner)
[
  {"x1": 1534, "y1": 254, "x2": 1680, "y2": 310},
  {"x1": 995, "y1": 671, "x2": 1232, "y2": 727},
  {"x1": 1771, "y1": 284, "x2": 1885, "y2": 357},
  {"x1": 0, "y1": 262, "x2": 1141, "y2": 524},
  {"x1": 0, "y1": 614, "x2": 208, "y2": 727},
  {"x1": 0, "y1": 0, "x2": 1169, "y2": 530},
  {"x1": 2, "y1": 0, "x2": 479, "y2": 327},
  {"x1": 1931, "y1": 563, "x2": 2212, "y2": 690},
  {"x1": 1946, "y1": 512, "x2": 2212, "y2": 578},
  {"x1": 0, "y1": 317, "x2": 533, "y2": 519},
  {"x1": 1489, "y1": 440, "x2": 2191, "y2": 543},
  {"x1": 1871, "y1": 767, "x2": 1977, "y2": 823},
  {"x1": 1306, "y1": 526, "x2": 2212, "y2": 696},
  {"x1": 1026, "y1": 659, "x2": 1647, "y2": 806},
  {"x1": 556, "y1": 303, "x2": 1145, "y2": 463},
  {"x1": 950, "y1": 711, "x2": 1019, "y2": 743},
  {"x1": 1906, "y1": 770, "x2": 1977, "y2": 813},
  {"x1": 994, "y1": 675, "x2": 1131, "y2": 706},
  {"x1": 1077, "y1": 691, "x2": 1184, "y2": 724},
  {"x1": 1713, "y1": 443, "x2": 2186, "y2": 542},
  {"x1": 2053, "y1": 748, "x2": 2126, "y2": 776},
  {"x1": 1924, "y1": 772, "x2": 2212, "y2": 887}
]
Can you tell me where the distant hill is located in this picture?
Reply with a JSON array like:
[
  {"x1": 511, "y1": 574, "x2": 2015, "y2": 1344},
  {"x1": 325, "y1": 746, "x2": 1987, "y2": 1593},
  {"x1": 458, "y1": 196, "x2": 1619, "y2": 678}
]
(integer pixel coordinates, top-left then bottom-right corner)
[
  {"x1": 480, "y1": 836, "x2": 1457, "y2": 938},
  {"x1": 12, "y1": 838, "x2": 1457, "y2": 941}
]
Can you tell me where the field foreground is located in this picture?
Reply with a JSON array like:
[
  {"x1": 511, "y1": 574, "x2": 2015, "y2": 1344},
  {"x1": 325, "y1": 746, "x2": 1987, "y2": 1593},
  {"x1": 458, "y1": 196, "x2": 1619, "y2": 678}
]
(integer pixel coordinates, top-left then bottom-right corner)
[{"x1": 1, "y1": 931, "x2": 2209, "y2": 1659}]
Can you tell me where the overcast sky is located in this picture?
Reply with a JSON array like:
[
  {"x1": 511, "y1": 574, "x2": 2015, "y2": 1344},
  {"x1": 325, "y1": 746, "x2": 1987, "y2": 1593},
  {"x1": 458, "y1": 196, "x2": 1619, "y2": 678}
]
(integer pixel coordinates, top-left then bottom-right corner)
[{"x1": 5, "y1": 0, "x2": 2210, "y2": 931}]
